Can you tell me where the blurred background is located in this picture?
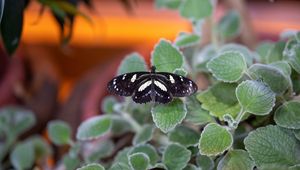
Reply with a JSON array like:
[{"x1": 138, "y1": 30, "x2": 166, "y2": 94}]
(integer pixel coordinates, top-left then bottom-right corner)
[{"x1": 1, "y1": 0, "x2": 300, "y2": 133}]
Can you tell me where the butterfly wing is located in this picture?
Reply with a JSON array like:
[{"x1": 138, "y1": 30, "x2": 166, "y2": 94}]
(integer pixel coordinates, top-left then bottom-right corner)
[
  {"x1": 107, "y1": 72, "x2": 149, "y2": 96},
  {"x1": 156, "y1": 72, "x2": 198, "y2": 97},
  {"x1": 132, "y1": 78, "x2": 173, "y2": 104}
]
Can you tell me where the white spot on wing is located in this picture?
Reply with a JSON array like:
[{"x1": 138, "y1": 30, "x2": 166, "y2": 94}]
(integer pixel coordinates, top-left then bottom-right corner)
[
  {"x1": 154, "y1": 80, "x2": 167, "y2": 92},
  {"x1": 122, "y1": 74, "x2": 126, "y2": 80},
  {"x1": 180, "y1": 76, "x2": 183, "y2": 81},
  {"x1": 169, "y1": 75, "x2": 175, "y2": 83},
  {"x1": 131, "y1": 74, "x2": 137, "y2": 82},
  {"x1": 138, "y1": 80, "x2": 152, "y2": 92}
]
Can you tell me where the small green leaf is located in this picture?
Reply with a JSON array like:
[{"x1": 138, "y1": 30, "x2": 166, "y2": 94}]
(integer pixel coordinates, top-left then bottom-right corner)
[
  {"x1": 193, "y1": 44, "x2": 217, "y2": 72},
  {"x1": 133, "y1": 124, "x2": 154, "y2": 145},
  {"x1": 248, "y1": 64, "x2": 290, "y2": 94},
  {"x1": 270, "y1": 61, "x2": 292, "y2": 77},
  {"x1": 185, "y1": 94, "x2": 214, "y2": 125},
  {"x1": 130, "y1": 144, "x2": 159, "y2": 166},
  {"x1": 283, "y1": 40, "x2": 300, "y2": 73},
  {"x1": 151, "y1": 99, "x2": 187, "y2": 133},
  {"x1": 183, "y1": 164, "x2": 199, "y2": 170},
  {"x1": 218, "y1": 10, "x2": 240, "y2": 39},
  {"x1": 274, "y1": 101, "x2": 300, "y2": 129},
  {"x1": 155, "y1": 0, "x2": 182, "y2": 9},
  {"x1": 1, "y1": 0, "x2": 24, "y2": 55},
  {"x1": 101, "y1": 96, "x2": 117, "y2": 114},
  {"x1": 256, "y1": 41, "x2": 274, "y2": 63},
  {"x1": 217, "y1": 150, "x2": 254, "y2": 170},
  {"x1": 174, "y1": 32, "x2": 200, "y2": 48},
  {"x1": 47, "y1": 120, "x2": 72, "y2": 145},
  {"x1": 27, "y1": 136, "x2": 52, "y2": 160},
  {"x1": 199, "y1": 123, "x2": 233, "y2": 156},
  {"x1": 293, "y1": 129, "x2": 300, "y2": 141},
  {"x1": 76, "y1": 115, "x2": 111, "y2": 140},
  {"x1": 197, "y1": 82, "x2": 241, "y2": 119},
  {"x1": 77, "y1": 163, "x2": 105, "y2": 170},
  {"x1": 111, "y1": 115, "x2": 132, "y2": 135},
  {"x1": 129, "y1": 152, "x2": 150, "y2": 170},
  {"x1": 118, "y1": 52, "x2": 147, "y2": 75},
  {"x1": 151, "y1": 39, "x2": 184, "y2": 72},
  {"x1": 0, "y1": 107, "x2": 36, "y2": 138},
  {"x1": 109, "y1": 163, "x2": 131, "y2": 170},
  {"x1": 236, "y1": 80, "x2": 275, "y2": 115},
  {"x1": 113, "y1": 147, "x2": 131, "y2": 165},
  {"x1": 196, "y1": 154, "x2": 214, "y2": 170},
  {"x1": 163, "y1": 143, "x2": 191, "y2": 170},
  {"x1": 168, "y1": 125, "x2": 200, "y2": 147},
  {"x1": 86, "y1": 140, "x2": 114, "y2": 163},
  {"x1": 174, "y1": 68, "x2": 188, "y2": 76},
  {"x1": 207, "y1": 51, "x2": 247, "y2": 82},
  {"x1": 179, "y1": 0, "x2": 212, "y2": 20},
  {"x1": 63, "y1": 154, "x2": 80, "y2": 170},
  {"x1": 266, "y1": 41, "x2": 285, "y2": 63},
  {"x1": 244, "y1": 125, "x2": 300, "y2": 167},
  {"x1": 219, "y1": 43, "x2": 254, "y2": 66},
  {"x1": 10, "y1": 142, "x2": 35, "y2": 170}
]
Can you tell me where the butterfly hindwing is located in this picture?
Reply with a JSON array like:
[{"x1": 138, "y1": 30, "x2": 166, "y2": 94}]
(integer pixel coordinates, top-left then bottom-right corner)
[
  {"x1": 156, "y1": 72, "x2": 198, "y2": 97},
  {"x1": 132, "y1": 79, "x2": 153, "y2": 104},
  {"x1": 153, "y1": 79, "x2": 173, "y2": 104},
  {"x1": 107, "y1": 72, "x2": 149, "y2": 96}
]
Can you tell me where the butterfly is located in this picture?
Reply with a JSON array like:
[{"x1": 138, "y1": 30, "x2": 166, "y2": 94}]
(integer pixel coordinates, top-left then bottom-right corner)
[{"x1": 107, "y1": 66, "x2": 198, "y2": 104}]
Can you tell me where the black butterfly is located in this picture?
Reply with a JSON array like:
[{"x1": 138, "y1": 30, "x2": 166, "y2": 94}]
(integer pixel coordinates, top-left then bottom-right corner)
[{"x1": 107, "y1": 66, "x2": 198, "y2": 104}]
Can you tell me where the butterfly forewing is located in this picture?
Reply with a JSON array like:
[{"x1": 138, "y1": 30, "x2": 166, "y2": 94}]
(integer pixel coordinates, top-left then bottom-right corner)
[
  {"x1": 156, "y1": 72, "x2": 198, "y2": 97},
  {"x1": 132, "y1": 79, "x2": 153, "y2": 104},
  {"x1": 107, "y1": 72, "x2": 149, "y2": 96}
]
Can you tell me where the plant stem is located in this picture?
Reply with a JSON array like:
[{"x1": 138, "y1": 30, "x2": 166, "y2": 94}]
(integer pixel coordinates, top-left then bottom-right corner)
[{"x1": 234, "y1": 108, "x2": 246, "y2": 127}]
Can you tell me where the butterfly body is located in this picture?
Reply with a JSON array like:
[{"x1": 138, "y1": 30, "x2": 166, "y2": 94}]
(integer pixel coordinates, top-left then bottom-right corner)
[{"x1": 107, "y1": 66, "x2": 197, "y2": 104}]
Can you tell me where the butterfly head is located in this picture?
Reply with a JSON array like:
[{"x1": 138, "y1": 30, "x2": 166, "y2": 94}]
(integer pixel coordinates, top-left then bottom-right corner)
[{"x1": 151, "y1": 66, "x2": 156, "y2": 73}]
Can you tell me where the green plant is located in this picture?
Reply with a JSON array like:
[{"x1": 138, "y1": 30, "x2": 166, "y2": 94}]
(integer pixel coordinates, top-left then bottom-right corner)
[{"x1": 1, "y1": 0, "x2": 300, "y2": 169}]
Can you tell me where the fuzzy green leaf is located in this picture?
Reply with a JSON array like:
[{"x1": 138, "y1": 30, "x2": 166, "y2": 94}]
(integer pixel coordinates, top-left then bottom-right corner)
[
  {"x1": 219, "y1": 43, "x2": 254, "y2": 66},
  {"x1": 185, "y1": 94, "x2": 214, "y2": 125},
  {"x1": 151, "y1": 39, "x2": 184, "y2": 72},
  {"x1": 174, "y1": 68, "x2": 188, "y2": 76},
  {"x1": 199, "y1": 123, "x2": 233, "y2": 156},
  {"x1": 129, "y1": 152, "x2": 150, "y2": 170},
  {"x1": 196, "y1": 155, "x2": 214, "y2": 170},
  {"x1": 193, "y1": 44, "x2": 217, "y2": 72},
  {"x1": 179, "y1": 0, "x2": 212, "y2": 20},
  {"x1": 174, "y1": 32, "x2": 200, "y2": 48},
  {"x1": 109, "y1": 163, "x2": 131, "y2": 170},
  {"x1": 77, "y1": 163, "x2": 105, "y2": 170},
  {"x1": 101, "y1": 96, "x2": 117, "y2": 114},
  {"x1": 244, "y1": 125, "x2": 300, "y2": 167},
  {"x1": 163, "y1": 143, "x2": 191, "y2": 170},
  {"x1": 217, "y1": 150, "x2": 254, "y2": 170},
  {"x1": 248, "y1": 64, "x2": 290, "y2": 94},
  {"x1": 270, "y1": 61, "x2": 292, "y2": 76},
  {"x1": 113, "y1": 147, "x2": 131, "y2": 165},
  {"x1": 274, "y1": 101, "x2": 300, "y2": 129},
  {"x1": 207, "y1": 51, "x2": 247, "y2": 82},
  {"x1": 236, "y1": 80, "x2": 275, "y2": 115},
  {"x1": 133, "y1": 124, "x2": 154, "y2": 145},
  {"x1": 63, "y1": 154, "x2": 80, "y2": 170},
  {"x1": 10, "y1": 142, "x2": 35, "y2": 170},
  {"x1": 256, "y1": 42, "x2": 274, "y2": 63},
  {"x1": 266, "y1": 41, "x2": 285, "y2": 63},
  {"x1": 27, "y1": 136, "x2": 52, "y2": 160},
  {"x1": 118, "y1": 52, "x2": 147, "y2": 75},
  {"x1": 168, "y1": 125, "x2": 200, "y2": 147},
  {"x1": 294, "y1": 129, "x2": 300, "y2": 141},
  {"x1": 130, "y1": 144, "x2": 159, "y2": 166},
  {"x1": 76, "y1": 115, "x2": 111, "y2": 140},
  {"x1": 283, "y1": 40, "x2": 300, "y2": 73},
  {"x1": 86, "y1": 140, "x2": 114, "y2": 163},
  {"x1": 197, "y1": 82, "x2": 241, "y2": 119},
  {"x1": 111, "y1": 115, "x2": 132, "y2": 135},
  {"x1": 47, "y1": 120, "x2": 72, "y2": 145},
  {"x1": 151, "y1": 99, "x2": 186, "y2": 133},
  {"x1": 0, "y1": 107, "x2": 36, "y2": 136},
  {"x1": 218, "y1": 10, "x2": 240, "y2": 39},
  {"x1": 183, "y1": 164, "x2": 199, "y2": 170}
]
